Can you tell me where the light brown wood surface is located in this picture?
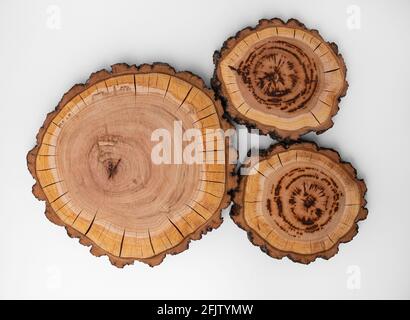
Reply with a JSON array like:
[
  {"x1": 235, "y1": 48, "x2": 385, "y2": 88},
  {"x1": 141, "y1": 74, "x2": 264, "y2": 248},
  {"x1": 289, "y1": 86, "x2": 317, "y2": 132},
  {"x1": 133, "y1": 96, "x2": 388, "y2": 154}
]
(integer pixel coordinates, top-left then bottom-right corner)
[
  {"x1": 213, "y1": 18, "x2": 348, "y2": 140},
  {"x1": 27, "y1": 63, "x2": 236, "y2": 267},
  {"x1": 231, "y1": 142, "x2": 367, "y2": 263}
]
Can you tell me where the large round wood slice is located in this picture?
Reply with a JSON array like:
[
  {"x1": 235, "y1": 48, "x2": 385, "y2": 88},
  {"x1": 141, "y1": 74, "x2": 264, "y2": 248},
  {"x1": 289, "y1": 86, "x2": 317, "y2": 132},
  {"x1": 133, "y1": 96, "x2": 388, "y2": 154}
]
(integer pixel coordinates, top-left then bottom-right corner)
[
  {"x1": 232, "y1": 142, "x2": 367, "y2": 263},
  {"x1": 213, "y1": 18, "x2": 348, "y2": 140},
  {"x1": 27, "y1": 63, "x2": 236, "y2": 267}
]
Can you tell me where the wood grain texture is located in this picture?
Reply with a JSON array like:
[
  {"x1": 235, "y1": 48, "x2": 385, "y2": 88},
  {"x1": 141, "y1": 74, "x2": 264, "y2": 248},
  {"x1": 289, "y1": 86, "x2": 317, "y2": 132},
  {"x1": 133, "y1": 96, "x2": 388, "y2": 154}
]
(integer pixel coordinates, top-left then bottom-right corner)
[
  {"x1": 27, "y1": 63, "x2": 236, "y2": 267},
  {"x1": 212, "y1": 18, "x2": 348, "y2": 140},
  {"x1": 231, "y1": 142, "x2": 367, "y2": 264}
]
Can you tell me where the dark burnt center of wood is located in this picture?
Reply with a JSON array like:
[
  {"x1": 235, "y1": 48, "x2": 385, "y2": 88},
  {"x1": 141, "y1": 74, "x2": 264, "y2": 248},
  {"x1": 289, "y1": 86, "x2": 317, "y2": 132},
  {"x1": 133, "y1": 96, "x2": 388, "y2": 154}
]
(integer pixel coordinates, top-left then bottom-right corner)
[
  {"x1": 302, "y1": 194, "x2": 316, "y2": 209},
  {"x1": 267, "y1": 166, "x2": 344, "y2": 237},
  {"x1": 235, "y1": 40, "x2": 319, "y2": 113}
]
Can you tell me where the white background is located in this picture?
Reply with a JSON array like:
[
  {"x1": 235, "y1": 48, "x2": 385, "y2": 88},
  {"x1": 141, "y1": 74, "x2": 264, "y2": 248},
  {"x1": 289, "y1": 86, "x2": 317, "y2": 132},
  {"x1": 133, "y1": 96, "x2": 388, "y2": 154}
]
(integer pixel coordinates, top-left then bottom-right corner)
[{"x1": 1, "y1": 0, "x2": 409, "y2": 299}]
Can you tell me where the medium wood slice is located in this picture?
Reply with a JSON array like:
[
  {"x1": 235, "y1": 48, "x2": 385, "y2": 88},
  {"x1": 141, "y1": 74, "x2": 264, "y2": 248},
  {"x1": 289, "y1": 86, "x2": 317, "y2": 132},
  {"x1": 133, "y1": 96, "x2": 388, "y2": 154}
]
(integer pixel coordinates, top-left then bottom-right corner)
[
  {"x1": 27, "y1": 63, "x2": 235, "y2": 267},
  {"x1": 213, "y1": 18, "x2": 348, "y2": 140},
  {"x1": 232, "y1": 142, "x2": 367, "y2": 263}
]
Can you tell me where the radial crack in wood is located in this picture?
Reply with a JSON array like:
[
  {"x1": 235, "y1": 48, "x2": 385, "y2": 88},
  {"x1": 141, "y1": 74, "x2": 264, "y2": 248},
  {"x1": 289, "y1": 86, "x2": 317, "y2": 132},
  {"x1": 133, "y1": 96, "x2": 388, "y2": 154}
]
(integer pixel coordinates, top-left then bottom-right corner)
[
  {"x1": 231, "y1": 142, "x2": 367, "y2": 264},
  {"x1": 212, "y1": 18, "x2": 348, "y2": 140},
  {"x1": 27, "y1": 63, "x2": 236, "y2": 267}
]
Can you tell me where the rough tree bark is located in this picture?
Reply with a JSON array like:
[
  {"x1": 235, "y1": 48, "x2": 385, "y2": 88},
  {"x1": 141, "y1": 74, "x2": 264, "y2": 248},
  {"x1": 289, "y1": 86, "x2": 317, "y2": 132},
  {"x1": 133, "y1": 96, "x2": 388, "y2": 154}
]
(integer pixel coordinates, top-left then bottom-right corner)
[
  {"x1": 27, "y1": 63, "x2": 236, "y2": 267},
  {"x1": 231, "y1": 142, "x2": 367, "y2": 264},
  {"x1": 213, "y1": 18, "x2": 348, "y2": 140}
]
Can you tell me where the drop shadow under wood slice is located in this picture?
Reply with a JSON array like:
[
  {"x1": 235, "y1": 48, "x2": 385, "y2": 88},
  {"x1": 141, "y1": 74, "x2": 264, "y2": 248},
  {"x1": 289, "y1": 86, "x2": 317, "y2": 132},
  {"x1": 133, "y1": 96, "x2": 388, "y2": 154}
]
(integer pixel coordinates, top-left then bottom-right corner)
[
  {"x1": 212, "y1": 18, "x2": 348, "y2": 140},
  {"x1": 27, "y1": 62, "x2": 237, "y2": 267},
  {"x1": 231, "y1": 142, "x2": 367, "y2": 264}
]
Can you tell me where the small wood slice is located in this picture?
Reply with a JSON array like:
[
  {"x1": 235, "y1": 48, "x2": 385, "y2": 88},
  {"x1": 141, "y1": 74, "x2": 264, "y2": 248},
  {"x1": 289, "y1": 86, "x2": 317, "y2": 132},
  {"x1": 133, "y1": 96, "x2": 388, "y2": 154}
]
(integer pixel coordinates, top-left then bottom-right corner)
[
  {"x1": 213, "y1": 18, "x2": 348, "y2": 140},
  {"x1": 232, "y1": 142, "x2": 367, "y2": 263},
  {"x1": 27, "y1": 63, "x2": 236, "y2": 267}
]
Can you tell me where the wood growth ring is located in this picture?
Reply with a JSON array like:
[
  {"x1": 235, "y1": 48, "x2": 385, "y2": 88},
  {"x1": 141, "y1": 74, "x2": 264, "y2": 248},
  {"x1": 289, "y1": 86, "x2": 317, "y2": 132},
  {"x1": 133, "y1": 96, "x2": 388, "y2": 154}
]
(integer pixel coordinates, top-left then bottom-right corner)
[
  {"x1": 231, "y1": 142, "x2": 367, "y2": 264},
  {"x1": 213, "y1": 18, "x2": 348, "y2": 140},
  {"x1": 27, "y1": 63, "x2": 235, "y2": 267}
]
